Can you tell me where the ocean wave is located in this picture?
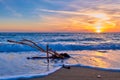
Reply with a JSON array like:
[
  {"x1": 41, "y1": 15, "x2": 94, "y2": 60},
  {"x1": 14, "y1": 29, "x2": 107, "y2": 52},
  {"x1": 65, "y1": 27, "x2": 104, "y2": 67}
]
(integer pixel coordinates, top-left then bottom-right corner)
[
  {"x1": 0, "y1": 43, "x2": 120, "y2": 52},
  {"x1": 44, "y1": 38, "x2": 77, "y2": 42},
  {"x1": 80, "y1": 38, "x2": 105, "y2": 41},
  {"x1": 43, "y1": 37, "x2": 105, "y2": 42},
  {"x1": 0, "y1": 67, "x2": 61, "y2": 80}
]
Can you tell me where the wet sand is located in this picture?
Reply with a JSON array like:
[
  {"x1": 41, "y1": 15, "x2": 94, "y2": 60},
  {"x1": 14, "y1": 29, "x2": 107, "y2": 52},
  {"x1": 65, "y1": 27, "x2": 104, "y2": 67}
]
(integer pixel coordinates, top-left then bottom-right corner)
[{"x1": 30, "y1": 67, "x2": 120, "y2": 80}]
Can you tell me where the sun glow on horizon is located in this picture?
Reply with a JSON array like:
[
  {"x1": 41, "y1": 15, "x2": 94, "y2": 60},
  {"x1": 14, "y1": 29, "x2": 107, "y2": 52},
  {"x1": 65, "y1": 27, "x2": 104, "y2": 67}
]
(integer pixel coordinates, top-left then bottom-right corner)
[
  {"x1": 96, "y1": 29, "x2": 102, "y2": 33},
  {"x1": 94, "y1": 22, "x2": 103, "y2": 33},
  {"x1": 91, "y1": 13, "x2": 111, "y2": 33}
]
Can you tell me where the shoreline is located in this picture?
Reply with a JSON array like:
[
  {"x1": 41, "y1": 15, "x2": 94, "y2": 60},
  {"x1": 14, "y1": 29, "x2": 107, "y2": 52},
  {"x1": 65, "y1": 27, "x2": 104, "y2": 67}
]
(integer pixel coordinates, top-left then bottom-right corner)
[
  {"x1": 1, "y1": 50, "x2": 120, "y2": 80},
  {"x1": 30, "y1": 66, "x2": 120, "y2": 80}
]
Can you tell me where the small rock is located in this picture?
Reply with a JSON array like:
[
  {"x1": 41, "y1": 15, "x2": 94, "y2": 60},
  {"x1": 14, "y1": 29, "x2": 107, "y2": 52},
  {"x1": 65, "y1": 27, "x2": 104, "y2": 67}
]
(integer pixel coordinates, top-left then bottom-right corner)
[{"x1": 97, "y1": 75, "x2": 101, "y2": 78}]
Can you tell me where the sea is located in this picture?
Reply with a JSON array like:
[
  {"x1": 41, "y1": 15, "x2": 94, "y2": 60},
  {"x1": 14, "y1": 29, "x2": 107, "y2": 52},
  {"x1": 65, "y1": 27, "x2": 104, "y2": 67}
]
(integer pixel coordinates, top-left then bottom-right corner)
[{"x1": 0, "y1": 32, "x2": 120, "y2": 79}]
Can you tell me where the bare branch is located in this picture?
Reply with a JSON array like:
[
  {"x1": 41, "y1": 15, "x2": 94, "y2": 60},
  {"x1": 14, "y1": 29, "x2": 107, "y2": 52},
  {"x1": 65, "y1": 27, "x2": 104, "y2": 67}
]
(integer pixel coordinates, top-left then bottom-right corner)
[{"x1": 7, "y1": 39, "x2": 64, "y2": 58}]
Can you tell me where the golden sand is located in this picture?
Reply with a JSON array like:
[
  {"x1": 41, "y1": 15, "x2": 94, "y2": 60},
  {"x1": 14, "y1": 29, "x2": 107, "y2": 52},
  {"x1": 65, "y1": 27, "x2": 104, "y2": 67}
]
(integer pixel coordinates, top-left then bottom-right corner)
[{"x1": 30, "y1": 67, "x2": 120, "y2": 80}]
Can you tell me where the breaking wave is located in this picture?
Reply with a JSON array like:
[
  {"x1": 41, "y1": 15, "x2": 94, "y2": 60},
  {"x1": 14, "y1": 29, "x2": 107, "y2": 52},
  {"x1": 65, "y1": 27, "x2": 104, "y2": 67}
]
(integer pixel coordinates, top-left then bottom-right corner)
[{"x1": 0, "y1": 43, "x2": 120, "y2": 52}]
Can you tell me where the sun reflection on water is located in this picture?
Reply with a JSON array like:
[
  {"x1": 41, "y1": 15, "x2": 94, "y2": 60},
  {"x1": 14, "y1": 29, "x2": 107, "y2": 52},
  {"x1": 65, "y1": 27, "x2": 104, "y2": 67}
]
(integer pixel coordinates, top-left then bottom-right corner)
[
  {"x1": 66, "y1": 51, "x2": 110, "y2": 68},
  {"x1": 89, "y1": 57, "x2": 108, "y2": 68},
  {"x1": 87, "y1": 51, "x2": 110, "y2": 68}
]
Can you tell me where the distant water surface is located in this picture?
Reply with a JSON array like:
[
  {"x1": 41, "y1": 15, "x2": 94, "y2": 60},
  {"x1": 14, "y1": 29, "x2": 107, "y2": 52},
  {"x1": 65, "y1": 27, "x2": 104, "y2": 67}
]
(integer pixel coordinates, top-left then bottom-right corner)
[{"x1": 0, "y1": 32, "x2": 120, "y2": 52}]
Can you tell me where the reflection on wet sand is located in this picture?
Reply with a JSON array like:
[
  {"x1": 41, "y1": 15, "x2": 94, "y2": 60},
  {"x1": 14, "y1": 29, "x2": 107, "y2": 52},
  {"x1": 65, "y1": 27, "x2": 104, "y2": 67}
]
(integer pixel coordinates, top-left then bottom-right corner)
[{"x1": 66, "y1": 51, "x2": 111, "y2": 68}]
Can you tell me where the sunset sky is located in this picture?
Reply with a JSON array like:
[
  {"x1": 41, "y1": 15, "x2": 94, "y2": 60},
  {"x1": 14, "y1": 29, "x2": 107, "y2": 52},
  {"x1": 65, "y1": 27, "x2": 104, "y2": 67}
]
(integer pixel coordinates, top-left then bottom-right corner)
[{"x1": 0, "y1": 0, "x2": 120, "y2": 32}]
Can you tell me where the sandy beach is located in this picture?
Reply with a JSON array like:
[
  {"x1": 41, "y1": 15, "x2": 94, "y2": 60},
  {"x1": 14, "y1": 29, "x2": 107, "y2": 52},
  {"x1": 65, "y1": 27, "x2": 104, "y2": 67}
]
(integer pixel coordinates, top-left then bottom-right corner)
[{"x1": 30, "y1": 67, "x2": 120, "y2": 80}]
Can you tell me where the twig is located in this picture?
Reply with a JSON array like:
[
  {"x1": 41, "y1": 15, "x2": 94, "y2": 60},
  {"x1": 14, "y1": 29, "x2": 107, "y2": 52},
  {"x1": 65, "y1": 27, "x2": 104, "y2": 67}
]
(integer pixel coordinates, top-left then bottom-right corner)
[{"x1": 46, "y1": 44, "x2": 49, "y2": 63}]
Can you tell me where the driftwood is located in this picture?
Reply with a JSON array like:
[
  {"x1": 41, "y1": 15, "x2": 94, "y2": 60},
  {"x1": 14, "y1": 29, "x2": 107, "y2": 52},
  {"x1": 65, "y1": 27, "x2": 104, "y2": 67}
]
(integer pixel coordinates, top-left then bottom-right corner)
[
  {"x1": 7, "y1": 39, "x2": 70, "y2": 60},
  {"x1": 27, "y1": 53, "x2": 70, "y2": 59}
]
